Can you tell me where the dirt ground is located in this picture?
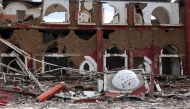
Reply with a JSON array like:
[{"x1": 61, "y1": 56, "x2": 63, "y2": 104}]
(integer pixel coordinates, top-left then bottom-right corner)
[{"x1": 1, "y1": 98, "x2": 190, "y2": 109}]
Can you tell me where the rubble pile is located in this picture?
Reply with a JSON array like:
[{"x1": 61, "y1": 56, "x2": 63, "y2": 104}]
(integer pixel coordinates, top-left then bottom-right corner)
[
  {"x1": 0, "y1": 70, "x2": 190, "y2": 108},
  {"x1": 1, "y1": 71, "x2": 190, "y2": 108}
]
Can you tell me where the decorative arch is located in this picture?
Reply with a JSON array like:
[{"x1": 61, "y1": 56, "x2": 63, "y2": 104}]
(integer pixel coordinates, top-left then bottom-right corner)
[
  {"x1": 2, "y1": 44, "x2": 20, "y2": 53},
  {"x1": 79, "y1": 56, "x2": 97, "y2": 74},
  {"x1": 43, "y1": 2, "x2": 70, "y2": 22},
  {"x1": 161, "y1": 44, "x2": 178, "y2": 55},
  {"x1": 44, "y1": 3, "x2": 67, "y2": 16},
  {"x1": 42, "y1": 0, "x2": 70, "y2": 21},
  {"x1": 106, "y1": 44, "x2": 125, "y2": 54},
  {"x1": 44, "y1": 44, "x2": 58, "y2": 53},
  {"x1": 4, "y1": 2, "x2": 29, "y2": 14},
  {"x1": 151, "y1": 6, "x2": 170, "y2": 24},
  {"x1": 104, "y1": 44, "x2": 127, "y2": 71},
  {"x1": 160, "y1": 44, "x2": 181, "y2": 76},
  {"x1": 142, "y1": 3, "x2": 179, "y2": 24}
]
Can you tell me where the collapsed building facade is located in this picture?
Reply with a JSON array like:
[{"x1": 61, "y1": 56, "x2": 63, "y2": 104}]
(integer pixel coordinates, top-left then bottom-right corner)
[{"x1": 0, "y1": 0, "x2": 189, "y2": 100}]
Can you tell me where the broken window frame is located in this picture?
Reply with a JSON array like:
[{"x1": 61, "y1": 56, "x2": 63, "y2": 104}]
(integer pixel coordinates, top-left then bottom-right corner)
[
  {"x1": 16, "y1": 10, "x2": 26, "y2": 22},
  {"x1": 42, "y1": 1, "x2": 70, "y2": 24},
  {"x1": 41, "y1": 54, "x2": 69, "y2": 75},
  {"x1": 133, "y1": 56, "x2": 152, "y2": 73},
  {"x1": 103, "y1": 51, "x2": 128, "y2": 71},
  {"x1": 102, "y1": 3, "x2": 118, "y2": 24},
  {"x1": 102, "y1": 2, "x2": 127, "y2": 25},
  {"x1": 141, "y1": 3, "x2": 180, "y2": 26},
  {"x1": 159, "y1": 54, "x2": 184, "y2": 75},
  {"x1": 151, "y1": 6, "x2": 170, "y2": 25},
  {"x1": 0, "y1": 53, "x2": 26, "y2": 73}
]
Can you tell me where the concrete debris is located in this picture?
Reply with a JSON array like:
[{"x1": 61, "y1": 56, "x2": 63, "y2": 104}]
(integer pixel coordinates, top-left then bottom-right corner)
[
  {"x1": 37, "y1": 82, "x2": 65, "y2": 102},
  {"x1": 73, "y1": 98, "x2": 105, "y2": 103},
  {"x1": 0, "y1": 100, "x2": 7, "y2": 106},
  {"x1": 154, "y1": 81, "x2": 162, "y2": 92},
  {"x1": 184, "y1": 92, "x2": 190, "y2": 97},
  {"x1": 105, "y1": 93, "x2": 125, "y2": 98},
  {"x1": 83, "y1": 91, "x2": 96, "y2": 98},
  {"x1": 1, "y1": 68, "x2": 190, "y2": 108},
  {"x1": 0, "y1": 74, "x2": 190, "y2": 108}
]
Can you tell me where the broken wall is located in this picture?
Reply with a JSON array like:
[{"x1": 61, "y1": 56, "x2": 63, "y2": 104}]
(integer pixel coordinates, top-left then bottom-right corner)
[
  {"x1": 102, "y1": 30, "x2": 185, "y2": 54},
  {"x1": 103, "y1": 1, "x2": 127, "y2": 24},
  {"x1": 79, "y1": 1, "x2": 102, "y2": 25},
  {"x1": 179, "y1": 0, "x2": 186, "y2": 24},
  {"x1": 0, "y1": 1, "x2": 186, "y2": 75},
  {"x1": 102, "y1": 29, "x2": 185, "y2": 74},
  {"x1": 142, "y1": 2, "x2": 180, "y2": 24},
  {"x1": 0, "y1": 29, "x2": 97, "y2": 70},
  {"x1": 69, "y1": 2, "x2": 79, "y2": 27},
  {"x1": 42, "y1": 0, "x2": 69, "y2": 22},
  {"x1": 2, "y1": 1, "x2": 41, "y2": 22},
  {"x1": 0, "y1": 28, "x2": 185, "y2": 73},
  {"x1": 126, "y1": 4, "x2": 135, "y2": 27}
]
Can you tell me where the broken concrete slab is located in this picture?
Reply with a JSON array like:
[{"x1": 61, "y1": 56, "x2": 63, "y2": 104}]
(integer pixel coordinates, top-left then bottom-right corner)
[
  {"x1": 0, "y1": 100, "x2": 7, "y2": 106},
  {"x1": 37, "y1": 82, "x2": 65, "y2": 102},
  {"x1": 83, "y1": 91, "x2": 96, "y2": 98}
]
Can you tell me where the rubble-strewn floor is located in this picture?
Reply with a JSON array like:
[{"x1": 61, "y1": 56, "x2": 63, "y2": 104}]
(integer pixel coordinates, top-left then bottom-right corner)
[
  {"x1": 1, "y1": 72, "x2": 190, "y2": 109},
  {"x1": 1, "y1": 99, "x2": 190, "y2": 109}
]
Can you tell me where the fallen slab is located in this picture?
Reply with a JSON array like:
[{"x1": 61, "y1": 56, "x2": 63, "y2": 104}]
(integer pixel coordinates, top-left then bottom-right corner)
[
  {"x1": 37, "y1": 82, "x2": 65, "y2": 102},
  {"x1": 0, "y1": 100, "x2": 7, "y2": 106}
]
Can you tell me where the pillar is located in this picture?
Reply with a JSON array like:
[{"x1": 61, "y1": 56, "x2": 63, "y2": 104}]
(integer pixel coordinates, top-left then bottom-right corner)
[
  {"x1": 127, "y1": 4, "x2": 135, "y2": 27},
  {"x1": 186, "y1": 0, "x2": 190, "y2": 75},
  {"x1": 150, "y1": 45, "x2": 155, "y2": 96},
  {"x1": 24, "y1": 50, "x2": 33, "y2": 70},
  {"x1": 97, "y1": 29, "x2": 103, "y2": 72}
]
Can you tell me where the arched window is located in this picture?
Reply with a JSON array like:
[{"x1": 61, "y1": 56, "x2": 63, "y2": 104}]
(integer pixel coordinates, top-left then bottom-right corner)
[
  {"x1": 102, "y1": 3, "x2": 120, "y2": 24},
  {"x1": 151, "y1": 7, "x2": 170, "y2": 24},
  {"x1": 161, "y1": 44, "x2": 181, "y2": 76},
  {"x1": 43, "y1": 4, "x2": 68, "y2": 22},
  {"x1": 1, "y1": 45, "x2": 24, "y2": 73},
  {"x1": 44, "y1": 45, "x2": 58, "y2": 53},
  {"x1": 105, "y1": 45, "x2": 127, "y2": 71},
  {"x1": 44, "y1": 45, "x2": 68, "y2": 76},
  {"x1": 162, "y1": 44, "x2": 178, "y2": 55},
  {"x1": 84, "y1": 63, "x2": 90, "y2": 71}
]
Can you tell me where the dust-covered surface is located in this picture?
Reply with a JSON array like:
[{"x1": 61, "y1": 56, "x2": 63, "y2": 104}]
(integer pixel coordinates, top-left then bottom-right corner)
[
  {"x1": 1, "y1": 89, "x2": 190, "y2": 109},
  {"x1": 1, "y1": 99, "x2": 190, "y2": 109},
  {"x1": 1, "y1": 74, "x2": 190, "y2": 109}
]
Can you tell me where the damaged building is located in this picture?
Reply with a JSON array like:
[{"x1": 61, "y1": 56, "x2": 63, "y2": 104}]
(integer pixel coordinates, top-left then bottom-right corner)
[
  {"x1": 0, "y1": 0, "x2": 190, "y2": 108},
  {"x1": 0, "y1": 0, "x2": 185, "y2": 76}
]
